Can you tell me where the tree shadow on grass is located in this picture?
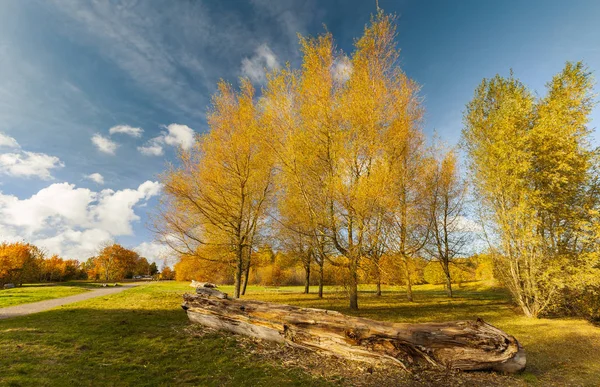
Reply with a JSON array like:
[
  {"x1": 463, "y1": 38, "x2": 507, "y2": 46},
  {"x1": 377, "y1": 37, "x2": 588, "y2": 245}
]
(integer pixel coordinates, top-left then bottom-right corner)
[{"x1": 0, "y1": 306, "x2": 328, "y2": 387}]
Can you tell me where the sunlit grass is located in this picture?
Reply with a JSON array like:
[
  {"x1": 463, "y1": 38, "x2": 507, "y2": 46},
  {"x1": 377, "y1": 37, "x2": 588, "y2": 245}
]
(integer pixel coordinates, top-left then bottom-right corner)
[
  {"x1": 1, "y1": 281, "x2": 599, "y2": 386},
  {"x1": 216, "y1": 281, "x2": 600, "y2": 386},
  {"x1": 0, "y1": 285, "x2": 90, "y2": 308},
  {"x1": 0, "y1": 282, "x2": 328, "y2": 387}
]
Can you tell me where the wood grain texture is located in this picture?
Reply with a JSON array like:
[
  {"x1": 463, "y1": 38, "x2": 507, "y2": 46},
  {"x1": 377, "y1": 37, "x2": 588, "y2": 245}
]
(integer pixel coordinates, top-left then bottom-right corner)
[{"x1": 182, "y1": 291, "x2": 526, "y2": 373}]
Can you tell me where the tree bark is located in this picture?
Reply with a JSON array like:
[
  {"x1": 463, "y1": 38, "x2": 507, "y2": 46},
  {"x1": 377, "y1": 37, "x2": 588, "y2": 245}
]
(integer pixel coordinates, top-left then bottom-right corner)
[
  {"x1": 241, "y1": 259, "x2": 250, "y2": 296},
  {"x1": 182, "y1": 290, "x2": 526, "y2": 373},
  {"x1": 348, "y1": 264, "x2": 359, "y2": 310},
  {"x1": 304, "y1": 263, "x2": 310, "y2": 294},
  {"x1": 318, "y1": 260, "x2": 324, "y2": 299},
  {"x1": 233, "y1": 248, "x2": 243, "y2": 298},
  {"x1": 445, "y1": 272, "x2": 453, "y2": 298},
  {"x1": 404, "y1": 257, "x2": 413, "y2": 302}
]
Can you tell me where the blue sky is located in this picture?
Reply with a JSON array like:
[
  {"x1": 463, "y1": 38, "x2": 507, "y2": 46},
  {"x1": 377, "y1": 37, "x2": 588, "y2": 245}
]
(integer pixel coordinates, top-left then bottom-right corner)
[{"x1": 0, "y1": 0, "x2": 599, "y2": 262}]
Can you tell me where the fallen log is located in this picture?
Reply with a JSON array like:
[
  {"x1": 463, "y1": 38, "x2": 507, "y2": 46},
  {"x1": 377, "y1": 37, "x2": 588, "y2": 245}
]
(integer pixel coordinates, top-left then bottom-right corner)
[
  {"x1": 182, "y1": 288, "x2": 525, "y2": 373},
  {"x1": 190, "y1": 280, "x2": 218, "y2": 289}
]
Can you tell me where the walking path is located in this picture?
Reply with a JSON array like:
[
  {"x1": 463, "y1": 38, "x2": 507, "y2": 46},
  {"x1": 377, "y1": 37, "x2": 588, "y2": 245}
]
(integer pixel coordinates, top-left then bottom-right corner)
[{"x1": 0, "y1": 283, "x2": 141, "y2": 320}]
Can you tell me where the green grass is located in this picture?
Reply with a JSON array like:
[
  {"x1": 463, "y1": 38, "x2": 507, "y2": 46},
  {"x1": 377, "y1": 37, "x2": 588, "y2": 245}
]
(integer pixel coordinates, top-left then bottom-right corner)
[
  {"x1": 218, "y1": 282, "x2": 600, "y2": 386},
  {"x1": 0, "y1": 282, "x2": 329, "y2": 387},
  {"x1": 1, "y1": 281, "x2": 599, "y2": 386},
  {"x1": 0, "y1": 285, "x2": 90, "y2": 308}
]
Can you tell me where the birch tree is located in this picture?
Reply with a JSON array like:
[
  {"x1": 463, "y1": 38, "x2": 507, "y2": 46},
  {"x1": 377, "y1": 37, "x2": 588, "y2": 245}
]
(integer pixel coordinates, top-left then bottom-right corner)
[
  {"x1": 158, "y1": 79, "x2": 274, "y2": 298},
  {"x1": 427, "y1": 148, "x2": 469, "y2": 298}
]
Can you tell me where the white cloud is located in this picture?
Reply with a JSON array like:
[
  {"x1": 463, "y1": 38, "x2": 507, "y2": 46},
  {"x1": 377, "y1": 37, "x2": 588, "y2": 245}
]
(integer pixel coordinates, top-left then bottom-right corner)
[
  {"x1": 0, "y1": 133, "x2": 63, "y2": 180},
  {"x1": 0, "y1": 151, "x2": 64, "y2": 180},
  {"x1": 135, "y1": 241, "x2": 171, "y2": 264},
  {"x1": 109, "y1": 124, "x2": 143, "y2": 137},
  {"x1": 163, "y1": 124, "x2": 195, "y2": 150},
  {"x1": 91, "y1": 133, "x2": 118, "y2": 154},
  {"x1": 138, "y1": 137, "x2": 164, "y2": 156},
  {"x1": 241, "y1": 43, "x2": 280, "y2": 83},
  {"x1": 332, "y1": 55, "x2": 352, "y2": 83},
  {"x1": 86, "y1": 173, "x2": 104, "y2": 184},
  {"x1": 455, "y1": 216, "x2": 483, "y2": 233},
  {"x1": 0, "y1": 180, "x2": 162, "y2": 259},
  {"x1": 138, "y1": 123, "x2": 195, "y2": 156},
  {"x1": 0, "y1": 132, "x2": 20, "y2": 148}
]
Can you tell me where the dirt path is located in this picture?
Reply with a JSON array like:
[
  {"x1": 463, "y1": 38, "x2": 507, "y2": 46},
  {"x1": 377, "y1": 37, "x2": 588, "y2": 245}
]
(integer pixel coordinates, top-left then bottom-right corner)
[{"x1": 0, "y1": 283, "x2": 142, "y2": 320}]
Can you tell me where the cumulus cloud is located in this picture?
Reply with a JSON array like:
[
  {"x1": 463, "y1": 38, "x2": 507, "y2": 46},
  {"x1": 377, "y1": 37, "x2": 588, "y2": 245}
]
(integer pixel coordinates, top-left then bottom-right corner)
[
  {"x1": 162, "y1": 124, "x2": 195, "y2": 150},
  {"x1": 332, "y1": 55, "x2": 352, "y2": 83},
  {"x1": 0, "y1": 132, "x2": 20, "y2": 148},
  {"x1": 138, "y1": 141, "x2": 164, "y2": 156},
  {"x1": 91, "y1": 133, "x2": 118, "y2": 154},
  {"x1": 134, "y1": 241, "x2": 171, "y2": 264},
  {"x1": 138, "y1": 123, "x2": 195, "y2": 156},
  {"x1": 0, "y1": 133, "x2": 63, "y2": 180},
  {"x1": 109, "y1": 124, "x2": 144, "y2": 137},
  {"x1": 241, "y1": 43, "x2": 280, "y2": 83},
  {"x1": 85, "y1": 173, "x2": 104, "y2": 184},
  {"x1": 0, "y1": 152, "x2": 64, "y2": 180},
  {"x1": 0, "y1": 180, "x2": 162, "y2": 259}
]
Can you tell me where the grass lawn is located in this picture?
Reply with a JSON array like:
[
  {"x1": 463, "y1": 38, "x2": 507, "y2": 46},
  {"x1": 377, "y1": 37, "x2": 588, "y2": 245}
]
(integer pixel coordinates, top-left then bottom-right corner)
[
  {"x1": 217, "y1": 282, "x2": 600, "y2": 386},
  {"x1": 0, "y1": 284, "x2": 91, "y2": 308},
  {"x1": 1, "y1": 281, "x2": 599, "y2": 386}
]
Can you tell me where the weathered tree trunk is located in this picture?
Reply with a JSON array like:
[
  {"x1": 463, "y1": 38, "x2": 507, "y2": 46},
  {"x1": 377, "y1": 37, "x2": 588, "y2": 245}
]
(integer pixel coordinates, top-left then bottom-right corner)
[
  {"x1": 348, "y1": 265, "x2": 359, "y2": 310},
  {"x1": 445, "y1": 273, "x2": 453, "y2": 298},
  {"x1": 403, "y1": 257, "x2": 413, "y2": 302},
  {"x1": 304, "y1": 262, "x2": 310, "y2": 294},
  {"x1": 318, "y1": 260, "x2": 324, "y2": 298},
  {"x1": 241, "y1": 260, "x2": 250, "y2": 296},
  {"x1": 182, "y1": 288, "x2": 525, "y2": 373},
  {"x1": 234, "y1": 247, "x2": 243, "y2": 298}
]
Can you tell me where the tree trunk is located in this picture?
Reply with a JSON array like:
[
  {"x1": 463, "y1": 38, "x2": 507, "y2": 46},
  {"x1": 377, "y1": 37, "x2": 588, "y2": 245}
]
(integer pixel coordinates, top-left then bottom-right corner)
[
  {"x1": 242, "y1": 254, "x2": 251, "y2": 296},
  {"x1": 349, "y1": 266, "x2": 358, "y2": 310},
  {"x1": 182, "y1": 290, "x2": 526, "y2": 373},
  {"x1": 375, "y1": 262, "x2": 382, "y2": 296},
  {"x1": 304, "y1": 263, "x2": 310, "y2": 294},
  {"x1": 318, "y1": 262, "x2": 324, "y2": 298},
  {"x1": 241, "y1": 260, "x2": 250, "y2": 296},
  {"x1": 233, "y1": 248, "x2": 243, "y2": 298},
  {"x1": 445, "y1": 272, "x2": 453, "y2": 298},
  {"x1": 406, "y1": 275, "x2": 413, "y2": 302},
  {"x1": 404, "y1": 256, "x2": 413, "y2": 302}
]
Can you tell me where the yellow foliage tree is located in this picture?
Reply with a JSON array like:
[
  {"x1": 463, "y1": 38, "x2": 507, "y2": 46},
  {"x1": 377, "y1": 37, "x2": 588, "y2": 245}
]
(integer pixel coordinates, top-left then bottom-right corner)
[
  {"x1": 463, "y1": 62, "x2": 598, "y2": 317},
  {"x1": 158, "y1": 79, "x2": 274, "y2": 298}
]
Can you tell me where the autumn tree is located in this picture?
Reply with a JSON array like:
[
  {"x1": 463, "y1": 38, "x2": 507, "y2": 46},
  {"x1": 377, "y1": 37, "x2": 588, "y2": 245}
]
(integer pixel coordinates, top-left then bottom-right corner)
[
  {"x1": 0, "y1": 242, "x2": 43, "y2": 287},
  {"x1": 160, "y1": 266, "x2": 175, "y2": 280},
  {"x1": 361, "y1": 13, "x2": 425, "y2": 303},
  {"x1": 426, "y1": 148, "x2": 469, "y2": 297},
  {"x1": 41, "y1": 254, "x2": 65, "y2": 282},
  {"x1": 262, "y1": 11, "x2": 423, "y2": 309},
  {"x1": 261, "y1": 42, "x2": 333, "y2": 299},
  {"x1": 463, "y1": 62, "x2": 598, "y2": 317},
  {"x1": 91, "y1": 243, "x2": 140, "y2": 282},
  {"x1": 134, "y1": 257, "x2": 151, "y2": 276},
  {"x1": 158, "y1": 79, "x2": 274, "y2": 298}
]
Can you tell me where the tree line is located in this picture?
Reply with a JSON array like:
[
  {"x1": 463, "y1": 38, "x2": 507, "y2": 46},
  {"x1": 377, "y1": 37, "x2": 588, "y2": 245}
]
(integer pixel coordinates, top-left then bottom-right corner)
[
  {"x1": 0, "y1": 241, "x2": 174, "y2": 287},
  {"x1": 174, "y1": 250, "x2": 493, "y2": 289},
  {"x1": 158, "y1": 11, "x2": 599, "y2": 319}
]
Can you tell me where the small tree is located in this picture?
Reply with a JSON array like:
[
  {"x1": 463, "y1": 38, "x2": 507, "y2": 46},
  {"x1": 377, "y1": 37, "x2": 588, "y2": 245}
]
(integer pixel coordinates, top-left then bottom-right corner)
[
  {"x1": 91, "y1": 243, "x2": 139, "y2": 282},
  {"x1": 160, "y1": 266, "x2": 175, "y2": 280},
  {"x1": 426, "y1": 148, "x2": 469, "y2": 297}
]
